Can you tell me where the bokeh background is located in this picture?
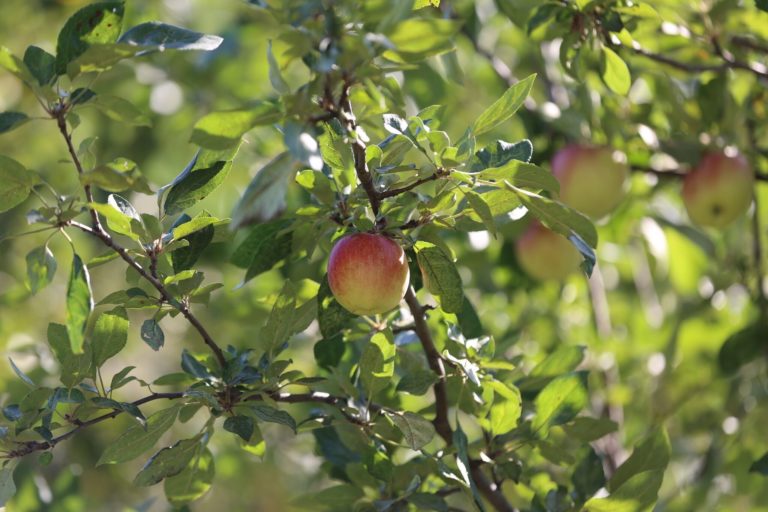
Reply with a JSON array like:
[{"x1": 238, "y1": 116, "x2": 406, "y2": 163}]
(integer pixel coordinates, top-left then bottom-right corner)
[{"x1": 1, "y1": 0, "x2": 767, "y2": 510}]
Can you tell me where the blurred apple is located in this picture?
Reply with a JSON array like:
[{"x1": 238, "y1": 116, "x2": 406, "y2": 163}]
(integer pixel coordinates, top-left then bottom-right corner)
[
  {"x1": 552, "y1": 145, "x2": 629, "y2": 218},
  {"x1": 682, "y1": 152, "x2": 754, "y2": 229},
  {"x1": 515, "y1": 221, "x2": 582, "y2": 281},
  {"x1": 327, "y1": 233, "x2": 410, "y2": 315}
]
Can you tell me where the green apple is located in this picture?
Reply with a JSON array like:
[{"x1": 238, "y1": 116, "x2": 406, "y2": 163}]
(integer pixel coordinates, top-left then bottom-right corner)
[
  {"x1": 514, "y1": 221, "x2": 582, "y2": 281},
  {"x1": 682, "y1": 152, "x2": 754, "y2": 229},
  {"x1": 327, "y1": 233, "x2": 410, "y2": 315},
  {"x1": 552, "y1": 145, "x2": 629, "y2": 218}
]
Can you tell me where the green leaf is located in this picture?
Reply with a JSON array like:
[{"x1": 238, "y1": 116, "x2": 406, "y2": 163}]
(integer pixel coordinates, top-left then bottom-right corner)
[
  {"x1": 415, "y1": 241, "x2": 464, "y2": 314},
  {"x1": 518, "y1": 345, "x2": 586, "y2": 391},
  {"x1": 8, "y1": 357, "x2": 35, "y2": 387},
  {"x1": 718, "y1": 322, "x2": 768, "y2": 374},
  {"x1": 317, "y1": 275, "x2": 355, "y2": 338},
  {"x1": 262, "y1": 281, "x2": 297, "y2": 354},
  {"x1": 25, "y1": 245, "x2": 57, "y2": 294},
  {"x1": 0, "y1": 112, "x2": 30, "y2": 134},
  {"x1": 0, "y1": 155, "x2": 38, "y2": 213},
  {"x1": 55, "y1": 1, "x2": 125, "y2": 76},
  {"x1": 246, "y1": 404, "x2": 297, "y2": 433},
  {"x1": 453, "y1": 421, "x2": 486, "y2": 511},
  {"x1": 314, "y1": 334, "x2": 345, "y2": 369},
  {"x1": 81, "y1": 157, "x2": 152, "y2": 194},
  {"x1": 387, "y1": 411, "x2": 436, "y2": 450},
  {"x1": 414, "y1": 0, "x2": 440, "y2": 8},
  {"x1": 601, "y1": 46, "x2": 631, "y2": 95},
  {"x1": 230, "y1": 152, "x2": 298, "y2": 229},
  {"x1": 0, "y1": 466, "x2": 16, "y2": 507},
  {"x1": 267, "y1": 40, "x2": 290, "y2": 94},
  {"x1": 181, "y1": 350, "x2": 211, "y2": 379},
  {"x1": 318, "y1": 120, "x2": 354, "y2": 173},
  {"x1": 396, "y1": 370, "x2": 438, "y2": 395},
  {"x1": 141, "y1": 318, "x2": 165, "y2": 350},
  {"x1": 608, "y1": 427, "x2": 670, "y2": 492},
  {"x1": 472, "y1": 74, "x2": 536, "y2": 136},
  {"x1": 474, "y1": 161, "x2": 559, "y2": 194},
  {"x1": 469, "y1": 139, "x2": 533, "y2": 170},
  {"x1": 230, "y1": 218, "x2": 293, "y2": 283},
  {"x1": 508, "y1": 183, "x2": 598, "y2": 248},
  {"x1": 750, "y1": 452, "x2": 768, "y2": 475},
  {"x1": 164, "y1": 448, "x2": 215, "y2": 506},
  {"x1": 162, "y1": 145, "x2": 241, "y2": 215},
  {"x1": 47, "y1": 323, "x2": 92, "y2": 387},
  {"x1": 457, "y1": 296, "x2": 483, "y2": 338},
  {"x1": 91, "y1": 94, "x2": 151, "y2": 126},
  {"x1": 559, "y1": 417, "x2": 618, "y2": 442},
  {"x1": 360, "y1": 330, "x2": 396, "y2": 395},
  {"x1": 465, "y1": 191, "x2": 497, "y2": 238},
  {"x1": 532, "y1": 371, "x2": 589, "y2": 437},
  {"x1": 65, "y1": 43, "x2": 142, "y2": 76},
  {"x1": 573, "y1": 447, "x2": 606, "y2": 503},
  {"x1": 0, "y1": 46, "x2": 34, "y2": 84},
  {"x1": 489, "y1": 387, "x2": 522, "y2": 436},
  {"x1": 134, "y1": 437, "x2": 202, "y2": 486},
  {"x1": 66, "y1": 254, "x2": 93, "y2": 355},
  {"x1": 91, "y1": 307, "x2": 129, "y2": 368},
  {"x1": 170, "y1": 213, "x2": 217, "y2": 273},
  {"x1": 190, "y1": 102, "x2": 281, "y2": 150},
  {"x1": 119, "y1": 21, "x2": 223, "y2": 52},
  {"x1": 384, "y1": 19, "x2": 461, "y2": 62},
  {"x1": 224, "y1": 415, "x2": 254, "y2": 441},
  {"x1": 291, "y1": 484, "x2": 365, "y2": 511},
  {"x1": 98, "y1": 405, "x2": 181, "y2": 465},
  {"x1": 90, "y1": 195, "x2": 140, "y2": 240},
  {"x1": 583, "y1": 470, "x2": 664, "y2": 512}
]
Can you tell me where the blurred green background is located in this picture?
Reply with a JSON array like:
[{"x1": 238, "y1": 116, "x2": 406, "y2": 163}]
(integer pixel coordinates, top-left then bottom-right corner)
[{"x1": 1, "y1": 0, "x2": 767, "y2": 510}]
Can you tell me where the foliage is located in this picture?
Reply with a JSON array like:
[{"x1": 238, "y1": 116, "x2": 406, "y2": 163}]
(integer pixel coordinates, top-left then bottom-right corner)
[{"x1": 0, "y1": 0, "x2": 767, "y2": 511}]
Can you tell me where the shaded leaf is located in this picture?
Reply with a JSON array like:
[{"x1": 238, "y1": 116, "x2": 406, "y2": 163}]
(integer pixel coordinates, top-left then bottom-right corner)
[
  {"x1": 230, "y1": 218, "x2": 293, "y2": 283},
  {"x1": 119, "y1": 21, "x2": 223, "y2": 53},
  {"x1": 134, "y1": 437, "x2": 202, "y2": 486},
  {"x1": 141, "y1": 319, "x2": 165, "y2": 350},
  {"x1": 0, "y1": 155, "x2": 38, "y2": 213},
  {"x1": 25, "y1": 245, "x2": 57, "y2": 294},
  {"x1": 360, "y1": 330, "x2": 396, "y2": 395},
  {"x1": 415, "y1": 241, "x2": 463, "y2": 314},
  {"x1": 0, "y1": 112, "x2": 29, "y2": 134},
  {"x1": 97, "y1": 405, "x2": 181, "y2": 465},
  {"x1": 66, "y1": 254, "x2": 93, "y2": 355},
  {"x1": 387, "y1": 411, "x2": 436, "y2": 450},
  {"x1": 229, "y1": 151, "x2": 297, "y2": 228},
  {"x1": 47, "y1": 323, "x2": 92, "y2": 387},
  {"x1": 164, "y1": 448, "x2": 215, "y2": 506}
]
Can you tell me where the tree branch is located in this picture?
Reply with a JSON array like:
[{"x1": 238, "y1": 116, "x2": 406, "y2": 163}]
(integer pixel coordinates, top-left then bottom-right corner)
[
  {"x1": 66, "y1": 227, "x2": 227, "y2": 368},
  {"x1": 379, "y1": 169, "x2": 448, "y2": 199},
  {"x1": 404, "y1": 288, "x2": 452, "y2": 444},
  {"x1": 4, "y1": 392, "x2": 184, "y2": 458}
]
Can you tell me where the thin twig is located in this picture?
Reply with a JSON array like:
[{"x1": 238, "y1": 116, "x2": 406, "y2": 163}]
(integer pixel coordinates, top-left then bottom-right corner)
[{"x1": 378, "y1": 169, "x2": 448, "y2": 199}]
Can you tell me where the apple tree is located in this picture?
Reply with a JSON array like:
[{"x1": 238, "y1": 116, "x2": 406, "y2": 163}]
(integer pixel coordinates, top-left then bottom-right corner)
[{"x1": 0, "y1": 0, "x2": 766, "y2": 510}]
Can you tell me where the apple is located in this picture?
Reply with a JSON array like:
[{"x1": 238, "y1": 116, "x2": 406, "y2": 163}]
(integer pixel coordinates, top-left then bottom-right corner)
[
  {"x1": 552, "y1": 145, "x2": 629, "y2": 219},
  {"x1": 682, "y1": 152, "x2": 754, "y2": 229},
  {"x1": 514, "y1": 221, "x2": 582, "y2": 281},
  {"x1": 327, "y1": 233, "x2": 410, "y2": 315}
]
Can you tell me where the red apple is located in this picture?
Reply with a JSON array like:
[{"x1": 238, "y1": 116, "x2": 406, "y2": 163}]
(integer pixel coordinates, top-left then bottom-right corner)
[
  {"x1": 514, "y1": 221, "x2": 582, "y2": 281},
  {"x1": 327, "y1": 233, "x2": 410, "y2": 315},
  {"x1": 682, "y1": 152, "x2": 754, "y2": 229},
  {"x1": 552, "y1": 145, "x2": 629, "y2": 219}
]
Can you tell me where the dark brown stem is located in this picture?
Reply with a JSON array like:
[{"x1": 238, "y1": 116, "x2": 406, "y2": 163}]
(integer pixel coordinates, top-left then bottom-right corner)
[
  {"x1": 627, "y1": 44, "x2": 727, "y2": 73},
  {"x1": 55, "y1": 109, "x2": 103, "y2": 233},
  {"x1": 339, "y1": 93, "x2": 382, "y2": 217},
  {"x1": 730, "y1": 35, "x2": 768, "y2": 55},
  {"x1": 404, "y1": 288, "x2": 452, "y2": 444},
  {"x1": 469, "y1": 460, "x2": 518, "y2": 512}
]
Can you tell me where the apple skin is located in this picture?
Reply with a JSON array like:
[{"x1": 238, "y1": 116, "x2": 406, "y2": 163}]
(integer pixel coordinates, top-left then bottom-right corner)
[
  {"x1": 552, "y1": 145, "x2": 629, "y2": 219},
  {"x1": 682, "y1": 152, "x2": 754, "y2": 229},
  {"x1": 327, "y1": 233, "x2": 410, "y2": 315},
  {"x1": 514, "y1": 221, "x2": 582, "y2": 281}
]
